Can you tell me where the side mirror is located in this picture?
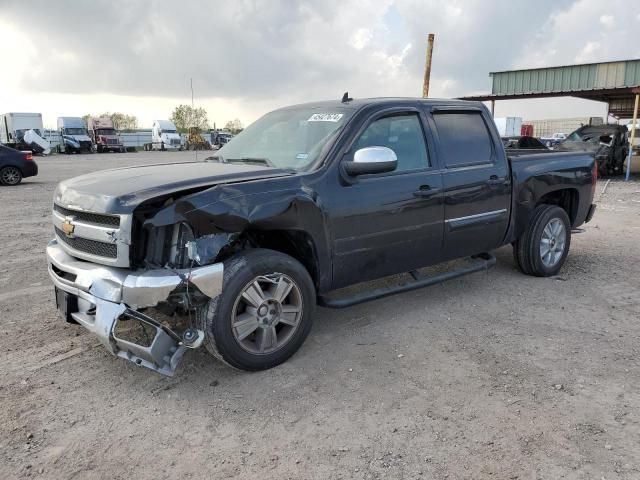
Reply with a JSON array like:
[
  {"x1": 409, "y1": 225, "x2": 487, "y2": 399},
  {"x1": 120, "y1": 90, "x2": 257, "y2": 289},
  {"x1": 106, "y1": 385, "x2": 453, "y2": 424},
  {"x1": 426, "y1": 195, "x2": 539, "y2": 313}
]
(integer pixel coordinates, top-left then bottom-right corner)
[{"x1": 343, "y1": 146, "x2": 398, "y2": 176}]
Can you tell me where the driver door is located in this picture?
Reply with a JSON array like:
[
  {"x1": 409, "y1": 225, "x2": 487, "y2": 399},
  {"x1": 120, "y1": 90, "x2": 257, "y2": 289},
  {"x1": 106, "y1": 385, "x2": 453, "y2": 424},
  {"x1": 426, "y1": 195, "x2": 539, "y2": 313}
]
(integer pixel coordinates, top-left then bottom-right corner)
[{"x1": 327, "y1": 110, "x2": 444, "y2": 289}]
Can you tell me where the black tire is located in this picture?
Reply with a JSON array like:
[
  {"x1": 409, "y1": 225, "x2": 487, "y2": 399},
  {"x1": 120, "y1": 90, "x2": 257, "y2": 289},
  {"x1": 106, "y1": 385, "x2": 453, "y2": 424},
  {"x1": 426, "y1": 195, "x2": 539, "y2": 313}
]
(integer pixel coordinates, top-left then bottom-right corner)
[
  {"x1": 0, "y1": 166, "x2": 23, "y2": 186},
  {"x1": 513, "y1": 205, "x2": 571, "y2": 277},
  {"x1": 197, "y1": 248, "x2": 315, "y2": 371}
]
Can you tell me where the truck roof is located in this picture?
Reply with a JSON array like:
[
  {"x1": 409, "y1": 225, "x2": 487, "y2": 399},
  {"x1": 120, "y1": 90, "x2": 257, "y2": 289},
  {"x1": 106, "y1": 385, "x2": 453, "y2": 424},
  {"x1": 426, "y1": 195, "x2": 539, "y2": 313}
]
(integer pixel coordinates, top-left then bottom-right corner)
[
  {"x1": 277, "y1": 97, "x2": 485, "y2": 111},
  {"x1": 1, "y1": 112, "x2": 43, "y2": 117},
  {"x1": 154, "y1": 120, "x2": 177, "y2": 129},
  {"x1": 89, "y1": 117, "x2": 115, "y2": 129},
  {"x1": 57, "y1": 117, "x2": 86, "y2": 128}
]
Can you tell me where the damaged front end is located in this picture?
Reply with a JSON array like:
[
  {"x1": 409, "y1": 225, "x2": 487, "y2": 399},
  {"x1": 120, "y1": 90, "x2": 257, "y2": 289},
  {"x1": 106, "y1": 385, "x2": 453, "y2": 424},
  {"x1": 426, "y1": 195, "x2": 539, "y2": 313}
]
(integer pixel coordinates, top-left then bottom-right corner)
[{"x1": 47, "y1": 240, "x2": 222, "y2": 376}]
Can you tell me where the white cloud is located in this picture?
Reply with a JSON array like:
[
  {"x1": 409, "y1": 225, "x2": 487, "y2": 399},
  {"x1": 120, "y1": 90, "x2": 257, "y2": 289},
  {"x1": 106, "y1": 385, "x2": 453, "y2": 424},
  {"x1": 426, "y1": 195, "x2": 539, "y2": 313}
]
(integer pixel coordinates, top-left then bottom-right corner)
[
  {"x1": 350, "y1": 28, "x2": 373, "y2": 50},
  {"x1": 599, "y1": 14, "x2": 614, "y2": 27},
  {"x1": 522, "y1": 0, "x2": 640, "y2": 68},
  {"x1": 575, "y1": 41, "x2": 601, "y2": 63},
  {"x1": 1, "y1": 0, "x2": 638, "y2": 126}
]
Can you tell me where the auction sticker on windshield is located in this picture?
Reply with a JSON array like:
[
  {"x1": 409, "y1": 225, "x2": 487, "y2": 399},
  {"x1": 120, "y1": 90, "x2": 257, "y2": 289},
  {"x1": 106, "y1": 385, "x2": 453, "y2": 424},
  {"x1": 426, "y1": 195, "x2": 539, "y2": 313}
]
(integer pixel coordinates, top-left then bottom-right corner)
[{"x1": 308, "y1": 113, "x2": 344, "y2": 122}]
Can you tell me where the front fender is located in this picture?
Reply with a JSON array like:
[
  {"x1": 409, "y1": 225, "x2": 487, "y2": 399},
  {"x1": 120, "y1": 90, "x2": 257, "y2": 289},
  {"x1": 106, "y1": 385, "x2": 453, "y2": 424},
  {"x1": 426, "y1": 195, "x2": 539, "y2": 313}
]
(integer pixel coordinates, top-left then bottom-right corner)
[{"x1": 139, "y1": 181, "x2": 332, "y2": 291}]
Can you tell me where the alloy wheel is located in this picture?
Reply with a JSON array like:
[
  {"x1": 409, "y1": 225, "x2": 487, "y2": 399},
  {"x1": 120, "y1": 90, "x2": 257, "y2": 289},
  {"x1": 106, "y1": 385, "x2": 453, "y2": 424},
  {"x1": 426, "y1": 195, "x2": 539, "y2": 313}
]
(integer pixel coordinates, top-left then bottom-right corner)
[
  {"x1": 1, "y1": 167, "x2": 21, "y2": 185},
  {"x1": 540, "y1": 218, "x2": 566, "y2": 267},
  {"x1": 231, "y1": 273, "x2": 303, "y2": 355}
]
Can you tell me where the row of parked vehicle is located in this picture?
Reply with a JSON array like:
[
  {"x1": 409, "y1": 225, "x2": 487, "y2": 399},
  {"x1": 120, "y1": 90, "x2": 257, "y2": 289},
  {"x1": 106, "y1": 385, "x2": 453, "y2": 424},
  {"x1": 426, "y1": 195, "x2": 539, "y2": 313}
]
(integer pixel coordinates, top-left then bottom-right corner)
[
  {"x1": 0, "y1": 112, "x2": 128, "y2": 155},
  {"x1": 0, "y1": 112, "x2": 235, "y2": 157}
]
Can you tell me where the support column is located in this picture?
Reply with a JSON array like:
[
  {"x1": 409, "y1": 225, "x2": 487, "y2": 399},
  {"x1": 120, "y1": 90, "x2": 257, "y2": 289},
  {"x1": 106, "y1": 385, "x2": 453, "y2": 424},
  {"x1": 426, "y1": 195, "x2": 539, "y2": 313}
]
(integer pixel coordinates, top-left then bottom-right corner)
[
  {"x1": 490, "y1": 100, "x2": 495, "y2": 117},
  {"x1": 422, "y1": 34, "x2": 435, "y2": 99},
  {"x1": 625, "y1": 92, "x2": 639, "y2": 181}
]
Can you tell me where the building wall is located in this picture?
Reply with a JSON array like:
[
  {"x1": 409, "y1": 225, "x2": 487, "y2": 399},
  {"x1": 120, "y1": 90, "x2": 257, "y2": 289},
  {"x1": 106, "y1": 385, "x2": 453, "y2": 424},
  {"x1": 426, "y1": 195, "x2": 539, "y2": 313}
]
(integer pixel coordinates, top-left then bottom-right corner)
[{"x1": 523, "y1": 117, "x2": 604, "y2": 138}]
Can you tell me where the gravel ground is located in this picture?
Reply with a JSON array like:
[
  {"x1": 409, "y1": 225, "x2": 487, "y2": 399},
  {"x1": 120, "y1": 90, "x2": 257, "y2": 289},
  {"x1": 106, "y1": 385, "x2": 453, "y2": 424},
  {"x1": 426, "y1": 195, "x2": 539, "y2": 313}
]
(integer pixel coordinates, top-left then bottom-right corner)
[{"x1": 1, "y1": 152, "x2": 639, "y2": 480}]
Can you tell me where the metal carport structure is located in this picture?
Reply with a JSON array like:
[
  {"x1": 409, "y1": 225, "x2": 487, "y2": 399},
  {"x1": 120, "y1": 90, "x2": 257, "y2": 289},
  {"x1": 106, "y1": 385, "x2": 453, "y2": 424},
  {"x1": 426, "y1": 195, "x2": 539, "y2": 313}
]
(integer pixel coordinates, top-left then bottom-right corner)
[{"x1": 460, "y1": 59, "x2": 640, "y2": 179}]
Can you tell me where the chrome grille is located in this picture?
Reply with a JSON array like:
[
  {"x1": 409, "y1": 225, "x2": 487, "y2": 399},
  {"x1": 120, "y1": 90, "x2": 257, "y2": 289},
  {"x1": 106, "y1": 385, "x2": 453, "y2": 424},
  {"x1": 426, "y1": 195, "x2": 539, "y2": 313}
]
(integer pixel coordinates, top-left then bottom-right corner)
[
  {"x1": 52, "y1": 203, "x2": 132, "y2": 267},
  {"x1": 107, "y1": 138, "x2": 119, "y2": 145},
  {"x1": 55, "y1": 227, "x2": 117, "y2": 259},
  {"x1": 54, "y1": 204, "x2": 120, "y2": 227}
]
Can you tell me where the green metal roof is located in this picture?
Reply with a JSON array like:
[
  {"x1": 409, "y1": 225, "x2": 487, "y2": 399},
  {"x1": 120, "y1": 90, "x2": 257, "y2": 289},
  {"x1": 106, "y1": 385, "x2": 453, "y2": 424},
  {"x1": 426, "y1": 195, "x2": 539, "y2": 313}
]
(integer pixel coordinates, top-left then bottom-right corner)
[
  {"x1": 490, "y1": 59, "x2": 640, "y2": 96},
  {"x1": 460, "y1": 59, "x2": 640, "y2": 117}
]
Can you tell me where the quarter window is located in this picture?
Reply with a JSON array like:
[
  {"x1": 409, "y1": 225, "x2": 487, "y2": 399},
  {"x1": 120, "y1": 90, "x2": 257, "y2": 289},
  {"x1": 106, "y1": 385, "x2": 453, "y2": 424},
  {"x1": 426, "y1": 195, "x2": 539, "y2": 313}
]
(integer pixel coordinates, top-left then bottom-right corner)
[
  {"x1": 353, "y1": 113, "x2": 429, "y2": 172},
  {"x1": 433, "y1": 112, "x2": 494, "y2": 167}
]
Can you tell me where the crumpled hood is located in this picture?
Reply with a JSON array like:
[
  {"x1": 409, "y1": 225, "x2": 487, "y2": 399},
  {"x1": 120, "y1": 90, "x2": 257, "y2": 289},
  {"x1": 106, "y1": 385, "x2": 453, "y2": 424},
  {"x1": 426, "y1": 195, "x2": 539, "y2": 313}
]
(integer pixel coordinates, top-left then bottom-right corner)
[{"x1": 54, "y1": 161, "x2": 294, "y2": 214}]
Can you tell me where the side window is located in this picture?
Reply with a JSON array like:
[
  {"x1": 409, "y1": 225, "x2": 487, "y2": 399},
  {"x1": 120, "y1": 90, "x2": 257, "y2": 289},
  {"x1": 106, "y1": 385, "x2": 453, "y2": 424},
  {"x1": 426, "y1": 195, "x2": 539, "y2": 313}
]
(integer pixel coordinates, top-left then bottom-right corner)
[
  {"x1": 354, "y1": 113, "x2": 429, "y2": 172},
  {"x1": 432, "y1": 112, "x2": 494, "y2": 167}
]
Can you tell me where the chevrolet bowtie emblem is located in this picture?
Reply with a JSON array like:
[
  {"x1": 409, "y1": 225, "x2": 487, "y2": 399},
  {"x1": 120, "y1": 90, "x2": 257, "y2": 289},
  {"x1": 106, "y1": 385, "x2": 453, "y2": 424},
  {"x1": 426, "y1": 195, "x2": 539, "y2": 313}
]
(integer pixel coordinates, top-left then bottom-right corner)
[{"x1": 62, "y1": 217, "x2": 75, "y2": 236}]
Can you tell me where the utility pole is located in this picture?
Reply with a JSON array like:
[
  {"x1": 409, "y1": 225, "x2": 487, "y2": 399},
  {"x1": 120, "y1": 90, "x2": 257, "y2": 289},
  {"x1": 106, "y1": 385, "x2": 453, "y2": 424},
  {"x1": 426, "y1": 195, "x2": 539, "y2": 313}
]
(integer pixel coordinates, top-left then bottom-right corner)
[
  {"x1": 625, "y1": 88, "x2": 639, "y2": 181},
  {"x1": 422, "y1": 34, "x2": 435, "y2": 98}
]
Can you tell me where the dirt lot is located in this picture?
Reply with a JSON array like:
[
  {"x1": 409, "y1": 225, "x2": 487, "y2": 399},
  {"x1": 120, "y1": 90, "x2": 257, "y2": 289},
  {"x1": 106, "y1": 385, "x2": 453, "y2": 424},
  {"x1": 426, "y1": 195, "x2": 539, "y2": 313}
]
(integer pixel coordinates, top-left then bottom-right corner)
[{"x1": 1, "y1": 151, "x2": 639, "y2": 479}]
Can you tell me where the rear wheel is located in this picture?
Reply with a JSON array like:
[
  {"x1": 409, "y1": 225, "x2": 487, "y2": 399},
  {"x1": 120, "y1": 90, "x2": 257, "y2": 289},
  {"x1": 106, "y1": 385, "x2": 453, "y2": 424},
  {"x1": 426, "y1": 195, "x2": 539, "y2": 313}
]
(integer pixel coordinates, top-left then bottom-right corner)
[
  {"x1": 513, "y1": 205, "x2": 571, "y2": 277},
  {"x1": 197, "y1": 249, "x2": 315, "y2": 371},
  {"x1": 0, "y1": 166, "x2": 22, "y2": 186}
]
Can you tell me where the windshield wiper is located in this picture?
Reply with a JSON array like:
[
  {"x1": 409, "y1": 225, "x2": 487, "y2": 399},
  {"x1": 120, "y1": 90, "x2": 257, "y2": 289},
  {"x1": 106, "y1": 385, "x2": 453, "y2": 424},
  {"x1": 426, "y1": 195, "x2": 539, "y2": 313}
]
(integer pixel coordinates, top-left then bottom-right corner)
[{"x1": 226, "y1": 157, "x2": 274, "y2": 167}]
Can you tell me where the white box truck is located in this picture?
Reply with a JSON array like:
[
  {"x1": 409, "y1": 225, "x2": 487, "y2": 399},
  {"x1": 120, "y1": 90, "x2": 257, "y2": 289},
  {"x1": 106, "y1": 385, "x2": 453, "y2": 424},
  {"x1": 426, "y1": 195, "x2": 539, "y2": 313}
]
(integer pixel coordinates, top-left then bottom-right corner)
[
  {"x1": 1, "y1": 112, "x2": 51, "y2": 155},
  {"x1": 143, "y1": 120, "x2": 183, "y2": 151},
  {"x1": 57, "y1": 117, "x2": 93, "y2": 154},
  {"x1": 493, "y1": 117, "x2": 523, "y2": 137}
]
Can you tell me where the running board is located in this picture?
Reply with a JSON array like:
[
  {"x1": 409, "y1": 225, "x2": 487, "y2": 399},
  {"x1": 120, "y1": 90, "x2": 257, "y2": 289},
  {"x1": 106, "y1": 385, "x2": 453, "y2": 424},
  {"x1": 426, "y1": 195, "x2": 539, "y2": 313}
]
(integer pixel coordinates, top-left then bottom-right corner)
[{"x1": 317, "y1": 253, "x2": 496, "y2": 309}]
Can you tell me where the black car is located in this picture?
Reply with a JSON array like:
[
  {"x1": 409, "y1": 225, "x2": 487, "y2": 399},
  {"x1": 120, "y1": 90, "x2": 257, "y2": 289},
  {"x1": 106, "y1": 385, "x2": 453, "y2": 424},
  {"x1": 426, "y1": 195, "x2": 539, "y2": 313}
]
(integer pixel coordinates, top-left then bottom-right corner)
[
  {"x1": 0, "y1": 144, "x2": 38, "y2": 186},
  {"x1": 502, "y1": 135, "x2": 549, "y2": 151}
]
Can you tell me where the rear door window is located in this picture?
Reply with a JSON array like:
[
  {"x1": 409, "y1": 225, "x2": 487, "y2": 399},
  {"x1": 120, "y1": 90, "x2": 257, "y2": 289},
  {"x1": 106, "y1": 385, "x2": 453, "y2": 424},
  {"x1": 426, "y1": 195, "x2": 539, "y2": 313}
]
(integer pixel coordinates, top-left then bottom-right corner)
[{"x1": 433, "y1": 112, "x2": 494, "y2": 167}]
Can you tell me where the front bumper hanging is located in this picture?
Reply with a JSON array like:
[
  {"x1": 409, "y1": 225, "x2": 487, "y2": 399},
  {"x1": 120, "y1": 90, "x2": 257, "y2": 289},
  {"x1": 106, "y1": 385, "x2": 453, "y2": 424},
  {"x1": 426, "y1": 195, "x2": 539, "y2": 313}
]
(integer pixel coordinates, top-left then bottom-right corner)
[{"x1": 47, "y1": 240, "x2": 222, "y2": 376}]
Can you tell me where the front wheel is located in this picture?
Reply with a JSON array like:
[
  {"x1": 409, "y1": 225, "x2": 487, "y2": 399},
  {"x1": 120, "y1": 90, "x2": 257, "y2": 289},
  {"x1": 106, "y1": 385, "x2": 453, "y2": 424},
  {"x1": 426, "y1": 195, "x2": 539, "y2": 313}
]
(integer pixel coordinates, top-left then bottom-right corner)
[
  {"x1": 197, "y1": 249, "x2": 315, "y2": 371},
  {"x1": 513, "y1": 205, "x2": 571, "y2": 277}
]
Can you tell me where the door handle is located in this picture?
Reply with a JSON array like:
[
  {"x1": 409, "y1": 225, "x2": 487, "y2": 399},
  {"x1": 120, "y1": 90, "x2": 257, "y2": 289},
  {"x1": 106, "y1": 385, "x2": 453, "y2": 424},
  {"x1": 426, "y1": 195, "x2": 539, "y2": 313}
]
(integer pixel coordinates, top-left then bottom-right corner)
[
  {"x1": 486, "y1": 175, "x2": 505, "y2": 186},
  {"x1": 413, "y1": 185, "x2": 440, "y2": 198}
]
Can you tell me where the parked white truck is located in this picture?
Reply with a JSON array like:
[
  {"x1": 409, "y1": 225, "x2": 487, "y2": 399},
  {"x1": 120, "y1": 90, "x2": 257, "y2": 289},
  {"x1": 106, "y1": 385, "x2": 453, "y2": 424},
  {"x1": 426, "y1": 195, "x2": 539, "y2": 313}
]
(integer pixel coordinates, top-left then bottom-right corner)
[
  {"x1": 57, "y1": 117, "x2": 93, "y2": 154},
  {"x1": 143, "y1": 120, "x2": 182, "y2": 151},
  {"x1": 1, "y1": 112, "x2": 51, "y2": 155}
]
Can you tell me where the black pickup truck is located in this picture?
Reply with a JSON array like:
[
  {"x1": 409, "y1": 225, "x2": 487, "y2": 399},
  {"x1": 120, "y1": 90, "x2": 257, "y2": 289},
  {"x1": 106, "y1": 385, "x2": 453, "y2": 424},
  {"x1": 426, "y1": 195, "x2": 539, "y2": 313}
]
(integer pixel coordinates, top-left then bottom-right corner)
[{"x1": 47, "y1": 97, "x2": 597, "y2": 375}]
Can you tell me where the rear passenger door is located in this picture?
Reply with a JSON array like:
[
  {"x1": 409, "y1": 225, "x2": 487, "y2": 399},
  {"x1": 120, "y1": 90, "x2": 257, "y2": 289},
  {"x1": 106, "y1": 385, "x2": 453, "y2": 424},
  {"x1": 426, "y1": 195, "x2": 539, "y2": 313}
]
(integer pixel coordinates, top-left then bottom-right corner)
[{"x1": 428, "y1": 107, "x2": 511, "y2": 260}]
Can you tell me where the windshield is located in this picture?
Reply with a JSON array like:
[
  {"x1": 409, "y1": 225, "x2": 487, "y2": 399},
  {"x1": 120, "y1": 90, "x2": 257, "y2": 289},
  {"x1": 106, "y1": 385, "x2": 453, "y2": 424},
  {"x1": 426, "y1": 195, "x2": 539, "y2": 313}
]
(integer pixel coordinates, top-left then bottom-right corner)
[
  {"x1": 161, "y1": 129, "x2": 178, "y2": 134},
  {"x1": 214, "y1": 106, "x2": 353, "y2": 169},
  {"x1": 96, "y1": 128, "x2": 117, "y2": 136},
  {"x1": 64, "y1": 128, "x2": 87, "y2": 136}
]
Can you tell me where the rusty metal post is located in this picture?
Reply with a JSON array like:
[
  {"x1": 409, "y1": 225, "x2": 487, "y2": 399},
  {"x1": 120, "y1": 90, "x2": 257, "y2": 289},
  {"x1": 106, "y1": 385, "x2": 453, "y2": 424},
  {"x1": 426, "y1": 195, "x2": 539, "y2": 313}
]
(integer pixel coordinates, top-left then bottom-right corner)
[
  {"x1": 625, "y1": 91, "x2": 639, "y2": 181},
  {"x1": 422, "y1": 34, "x2": 435, "y2": 98}
]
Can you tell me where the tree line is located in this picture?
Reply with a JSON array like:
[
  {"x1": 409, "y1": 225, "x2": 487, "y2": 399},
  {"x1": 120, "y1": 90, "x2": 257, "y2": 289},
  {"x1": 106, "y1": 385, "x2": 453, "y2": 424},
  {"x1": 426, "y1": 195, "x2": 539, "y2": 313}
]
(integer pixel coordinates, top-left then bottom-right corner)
[
  {"x1": 80, "y1": 106, "x2": 243, "y2": 134},
  {"x1": 170, "y1": 105, "x2": 243, "y2": 134}
]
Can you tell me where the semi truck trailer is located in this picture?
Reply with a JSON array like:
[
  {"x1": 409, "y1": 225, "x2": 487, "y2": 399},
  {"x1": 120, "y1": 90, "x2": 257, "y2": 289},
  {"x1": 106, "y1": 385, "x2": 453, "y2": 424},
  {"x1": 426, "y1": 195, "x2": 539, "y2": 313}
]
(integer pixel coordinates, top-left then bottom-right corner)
[
  {"x1": 57, "y1": 117, "x2": 93, "y2": 154},
  {"x1": 87, "y1": 117, "x2": 124, "y2": 153},
  {"x1": 143, "y1": 120, "x2": 182, "y2": 151}
]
